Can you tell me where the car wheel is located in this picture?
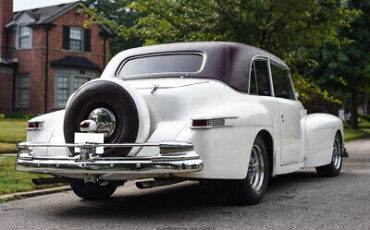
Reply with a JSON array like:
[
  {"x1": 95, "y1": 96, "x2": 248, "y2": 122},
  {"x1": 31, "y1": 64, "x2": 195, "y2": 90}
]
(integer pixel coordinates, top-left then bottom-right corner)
[
  {"x1": 229, "y1": 136, "x2": 269, "y2": 205},
  {"x1": 70, "y1": 181, "x2": 118, "y2": 200},
  {"x1": 316, "y1": 132, "x2": 342, "y2": 177}
]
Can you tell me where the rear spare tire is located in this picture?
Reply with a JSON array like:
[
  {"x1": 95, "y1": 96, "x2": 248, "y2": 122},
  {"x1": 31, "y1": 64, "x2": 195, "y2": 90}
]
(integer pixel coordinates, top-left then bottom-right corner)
[{"x1": 64, "y1": 80, "x2": 139, "y2": 156}]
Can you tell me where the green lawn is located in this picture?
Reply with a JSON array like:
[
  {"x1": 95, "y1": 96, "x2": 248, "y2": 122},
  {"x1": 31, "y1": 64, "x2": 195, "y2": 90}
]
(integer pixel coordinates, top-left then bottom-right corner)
[
  {"x1": 0, "y1": 154, "x2": 64, "y2": 195},
  {"x1": 0, "y1": 118, "x2": 27, "y2": 153},
  {"x1": 0, "y1": 143, "x2": 18, "y2": 153},
  {"x1": 343, "y1": 128, "x2": 370, "y2": 141},
  {"x1": 0, "y1": 118, "x2": 27, "y2": 143}
]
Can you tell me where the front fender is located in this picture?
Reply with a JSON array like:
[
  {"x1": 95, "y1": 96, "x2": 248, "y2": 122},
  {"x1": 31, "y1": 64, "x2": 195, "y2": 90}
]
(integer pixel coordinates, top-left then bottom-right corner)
[{"x1": 303, "y1": 113, "x2": 343, "y2": 167}]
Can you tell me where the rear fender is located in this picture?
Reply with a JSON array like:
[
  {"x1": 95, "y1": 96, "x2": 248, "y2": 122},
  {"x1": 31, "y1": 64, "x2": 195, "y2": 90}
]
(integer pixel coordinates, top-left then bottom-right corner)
[{"x1": 175, "y1": 100, "x2": 274, "y2": 179}]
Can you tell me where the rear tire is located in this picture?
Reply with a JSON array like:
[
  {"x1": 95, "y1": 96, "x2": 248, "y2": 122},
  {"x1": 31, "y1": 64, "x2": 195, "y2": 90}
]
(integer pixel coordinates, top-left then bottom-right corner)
[
  {"x1": 316, "y1": 132, "x2": 342, "y2": 177},
  {"x1": 71, "y1": 181, "x2": 118, "y2": 200},
  {"x1": 229, "y1": 136, "x2": 269, "y2": 205}
]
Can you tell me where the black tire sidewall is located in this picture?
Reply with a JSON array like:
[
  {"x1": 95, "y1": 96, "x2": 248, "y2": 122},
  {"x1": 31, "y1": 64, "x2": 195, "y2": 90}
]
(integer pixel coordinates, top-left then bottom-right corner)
[
  {"x1": 64, "y1": 80, "x2": 139, "y2": 157},
  {"x1": 70, "y1": 181, "x2": 117, "y2": 200}
]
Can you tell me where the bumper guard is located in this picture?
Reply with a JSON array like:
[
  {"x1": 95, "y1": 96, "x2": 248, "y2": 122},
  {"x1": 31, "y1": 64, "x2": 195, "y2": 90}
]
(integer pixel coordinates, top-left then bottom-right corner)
[{"x1": 16, "y1": 141, "x2": 203, "y2": 177}]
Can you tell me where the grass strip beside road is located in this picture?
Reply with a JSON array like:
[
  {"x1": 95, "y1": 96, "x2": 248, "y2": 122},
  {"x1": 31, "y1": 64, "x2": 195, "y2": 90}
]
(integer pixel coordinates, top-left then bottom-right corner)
[
  {"x1": 344, "y1": 129, "x2": 370, "y2": 141},
  {"x1": 0, "y1": 154, "x2": 65, "y2": 195}
]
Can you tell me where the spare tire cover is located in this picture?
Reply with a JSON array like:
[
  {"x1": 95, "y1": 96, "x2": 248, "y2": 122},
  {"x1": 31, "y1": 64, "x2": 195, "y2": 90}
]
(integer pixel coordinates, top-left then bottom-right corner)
[{"x1": 64, "y1": 80, "x2": 139, "y2": 156}]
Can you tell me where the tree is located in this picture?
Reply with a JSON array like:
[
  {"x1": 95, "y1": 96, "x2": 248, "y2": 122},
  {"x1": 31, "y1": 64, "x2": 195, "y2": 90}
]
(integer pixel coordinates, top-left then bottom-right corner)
[
  {"x1": 83, "y1": 0, "x2": 145, "y2": 56},
  {"x1": 308, "y1": 0, "x2": 369, "y2": 128},
  {"x1": 83, "y1": 0, "x2": 356, "y2": 106}
]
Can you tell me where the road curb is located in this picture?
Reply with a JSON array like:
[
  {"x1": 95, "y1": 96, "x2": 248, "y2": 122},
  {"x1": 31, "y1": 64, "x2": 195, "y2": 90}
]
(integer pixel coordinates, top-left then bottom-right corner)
[{"x1": 0, "y1": 186, "x2": 71, "y2": 202}]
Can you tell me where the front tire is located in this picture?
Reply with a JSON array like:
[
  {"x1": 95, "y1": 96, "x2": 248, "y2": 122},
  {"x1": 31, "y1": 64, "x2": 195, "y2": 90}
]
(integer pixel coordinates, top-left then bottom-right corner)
[
  {"x1": 71, "y1": 181, "x2": 118, "y2": 200},
  {"x1": 316, "y1": 132, "x2": 343, "y2": 177},
  {"x1": 230, "y1": 136, "x2": 269, "y2": 205}
]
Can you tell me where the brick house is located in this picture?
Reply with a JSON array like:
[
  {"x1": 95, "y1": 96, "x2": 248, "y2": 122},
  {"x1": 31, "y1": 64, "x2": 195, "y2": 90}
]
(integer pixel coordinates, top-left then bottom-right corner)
[{"x1": 0, "y1": 0, "x2": 111, "y2": 115}]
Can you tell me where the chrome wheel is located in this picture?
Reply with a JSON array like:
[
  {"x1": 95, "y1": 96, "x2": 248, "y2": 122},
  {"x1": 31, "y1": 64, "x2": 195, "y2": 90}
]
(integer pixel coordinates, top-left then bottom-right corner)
[
  {"x1": 88, "y1": 108, "x2": 116, "y2": 138},
  {"x1": 247, "y1": 144, "x2": 265, "y2": 192},
  {"x1": 332, "y1": 138, "x2": 342, "y2": 170}
]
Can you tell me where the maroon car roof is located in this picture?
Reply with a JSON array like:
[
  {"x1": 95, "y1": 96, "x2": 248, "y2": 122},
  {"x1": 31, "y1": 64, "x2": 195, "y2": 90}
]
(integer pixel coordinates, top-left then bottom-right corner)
[{"x1": 118, "y1": 42, "x2": 286, "y2": 92}]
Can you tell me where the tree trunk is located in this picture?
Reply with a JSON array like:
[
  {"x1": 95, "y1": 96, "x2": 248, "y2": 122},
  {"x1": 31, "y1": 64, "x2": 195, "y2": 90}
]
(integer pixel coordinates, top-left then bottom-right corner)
[{"x1": 350, "y1": 75, "x2": 359, "y2": 129}]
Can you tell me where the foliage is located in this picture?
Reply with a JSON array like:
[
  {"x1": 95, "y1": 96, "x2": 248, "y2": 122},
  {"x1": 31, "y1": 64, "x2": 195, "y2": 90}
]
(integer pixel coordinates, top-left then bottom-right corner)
[
  {"x1": 360, "y1": 115, "x2": 370, "y2": 122},
  {"x1": 6, "y1": 112, "x2": 23, "y2": 119},
  {"x1": 82, "y1": 0, "x2": 357, "y2": 106},
  {"x1": 307, "y1": 0, "x2": 369, "y2": 128},
  {"x1": 82, "y1": 0, "x2": 145, "y2": 56},
  {"x1": 0, "y1": 114, "x2": 5, "y2": 120},
  {"x1": 24, "y1": 114, "x2": 36, "y2": 121}
]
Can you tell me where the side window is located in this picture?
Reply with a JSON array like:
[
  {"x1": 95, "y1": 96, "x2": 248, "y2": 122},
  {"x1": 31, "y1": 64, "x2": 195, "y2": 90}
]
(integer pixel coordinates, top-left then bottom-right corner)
[
  {"x1": 249, "y1": 62, "x2": 257, "y2": 94},
  {"x1": 253, "y1": 60, "x2": 271, "y2": 96},
  {"x1": 271, "y1": 62, "x2": 294, "y2": 100}
]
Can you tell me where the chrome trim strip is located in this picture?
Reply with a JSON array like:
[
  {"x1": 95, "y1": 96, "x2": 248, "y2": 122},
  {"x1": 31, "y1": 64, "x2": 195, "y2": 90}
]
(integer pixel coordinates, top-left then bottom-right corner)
[
  {"x1": 191, "y1": 116, "x2": 238, "y2": 120},
  {"x1": 190, "y1": 116, "x2": 237, "y2": 129},
  {"x1": 17, "y1": 141, "x2": 194, "y2": 155}
]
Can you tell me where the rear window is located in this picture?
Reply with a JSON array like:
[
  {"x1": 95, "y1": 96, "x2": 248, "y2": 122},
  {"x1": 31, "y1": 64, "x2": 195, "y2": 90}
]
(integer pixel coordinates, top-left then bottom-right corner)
[{"x1": 117, "y1": 53, "x2": 203, "y2": 79}]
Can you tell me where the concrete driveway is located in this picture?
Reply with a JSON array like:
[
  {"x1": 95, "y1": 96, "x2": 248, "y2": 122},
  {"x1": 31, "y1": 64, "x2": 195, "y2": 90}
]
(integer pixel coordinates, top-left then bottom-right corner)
[{"x1": 0, "y1": 138, "x2": 369, "y2": 230}]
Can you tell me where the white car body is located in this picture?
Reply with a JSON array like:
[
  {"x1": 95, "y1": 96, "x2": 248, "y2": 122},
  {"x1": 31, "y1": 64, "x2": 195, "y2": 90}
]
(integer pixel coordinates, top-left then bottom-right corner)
[{"x1": 16, "y1": 42, "x2": 345, "y2": 202}]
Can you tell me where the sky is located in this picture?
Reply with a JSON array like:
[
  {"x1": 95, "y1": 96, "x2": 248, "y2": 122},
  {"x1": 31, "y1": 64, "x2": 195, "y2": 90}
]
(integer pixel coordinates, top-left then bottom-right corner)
[{"x1": 14, "y1": 0, "x2": 79, "y2": 12}]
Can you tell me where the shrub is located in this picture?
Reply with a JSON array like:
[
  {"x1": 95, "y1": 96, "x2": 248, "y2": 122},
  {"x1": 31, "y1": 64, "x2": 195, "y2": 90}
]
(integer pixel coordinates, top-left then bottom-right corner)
[
  {"x1": 6, "y1": 112, "x2": 23, "y2": 119},
  {"x1": 0, "y1": 114, "x2": 5, "y2": 120},
  {"x1": 24, "y1": 114, "x2": 36, "y2": 120},
  {"x1": 359, "y1": 114, "x2": 370, "y2": 122}
]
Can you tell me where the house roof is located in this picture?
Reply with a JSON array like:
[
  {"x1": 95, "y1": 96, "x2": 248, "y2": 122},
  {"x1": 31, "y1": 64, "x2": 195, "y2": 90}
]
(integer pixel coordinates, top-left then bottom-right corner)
[
  {"x1": 50, "y1": 56, "x2": 101, "y2": 71},
  {"x1": 7, "y1": 1, "x2": 112, "y2": 35},
  {"x1": 12, "y1": 2, "x2": 81, "y2": 25}
]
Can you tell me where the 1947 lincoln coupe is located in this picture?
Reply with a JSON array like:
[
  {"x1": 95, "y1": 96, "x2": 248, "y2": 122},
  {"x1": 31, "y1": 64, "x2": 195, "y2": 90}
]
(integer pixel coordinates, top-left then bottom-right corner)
[{"x1": 16, "y1": 42, "x2": 347, "y2": 205}]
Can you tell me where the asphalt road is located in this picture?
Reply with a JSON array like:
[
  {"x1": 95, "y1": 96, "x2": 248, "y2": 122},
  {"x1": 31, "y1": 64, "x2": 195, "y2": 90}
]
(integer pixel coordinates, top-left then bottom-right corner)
[{"x1": 1, "y1": 138, "x2": 369, "y2": 230}]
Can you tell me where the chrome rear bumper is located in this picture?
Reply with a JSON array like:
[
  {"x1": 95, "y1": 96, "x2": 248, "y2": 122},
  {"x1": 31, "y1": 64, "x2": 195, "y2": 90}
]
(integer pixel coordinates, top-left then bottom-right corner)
[{"x1": 16, "y1": 141, "x2": 203, "y2": 178}]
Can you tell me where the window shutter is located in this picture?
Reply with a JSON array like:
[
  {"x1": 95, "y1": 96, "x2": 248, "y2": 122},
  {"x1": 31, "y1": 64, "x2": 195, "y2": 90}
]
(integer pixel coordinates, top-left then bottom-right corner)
[
  {"x1": 63, "y1": 25, "x2": 70, "y2": 50},
  {"x1": 84, "y1": 29, "x2": 91, "y2": 52}
]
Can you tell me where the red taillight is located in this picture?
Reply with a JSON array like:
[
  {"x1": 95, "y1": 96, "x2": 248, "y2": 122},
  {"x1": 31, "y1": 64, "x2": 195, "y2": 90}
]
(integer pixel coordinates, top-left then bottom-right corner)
[
  {"x1": 27, "y1": 121, "x2": 43, "y2": 130},
  {"x1": 191, "y1": 118, "x2": 227, "y2": 128},
  {"x1": 192, "y1": 119, "x2": 208, "y2": 127}
]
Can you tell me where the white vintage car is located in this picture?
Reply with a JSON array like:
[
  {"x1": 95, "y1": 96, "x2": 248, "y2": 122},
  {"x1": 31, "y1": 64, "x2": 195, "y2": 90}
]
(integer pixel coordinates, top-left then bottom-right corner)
[{"x1": 16, "y1": 42, "x2": 346, "y2": 205}]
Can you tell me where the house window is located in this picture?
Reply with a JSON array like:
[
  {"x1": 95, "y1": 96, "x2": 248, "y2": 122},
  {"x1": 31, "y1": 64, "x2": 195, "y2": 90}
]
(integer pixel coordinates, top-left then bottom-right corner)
[
  {"x1": 73, "y1": 76, "x2": 90, "y2": 91},
  {"x1": 55, "y1": 70, "x2": 95, "y2": 108},
  {"x1": 63, "y1": 26, "x2": 91, "y2": 52},
  {"x1": 69, "y1": 27, "x2": 83, "y2": 51},
  {"x1": 16, "y1": 74, "x2": 29, "y2": 108},
  {"x1": 18, "y1": 26, "x2": 32, "y2": 49},
  {"x1": 56, "y1": 75, "x2": 70, "y2": 108}
]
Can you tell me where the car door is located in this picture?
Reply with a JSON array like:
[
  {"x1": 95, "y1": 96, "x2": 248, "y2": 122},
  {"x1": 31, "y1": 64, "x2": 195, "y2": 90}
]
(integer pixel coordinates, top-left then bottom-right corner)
[{"x1": 270, "y1": 61, "x2": 304, "y2": 165}]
